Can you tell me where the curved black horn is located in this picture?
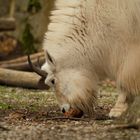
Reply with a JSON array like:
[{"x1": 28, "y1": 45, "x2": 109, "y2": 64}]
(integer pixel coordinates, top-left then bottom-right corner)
[{"x1": 28, "y1": 55, "x2": 47, "y2": 78}]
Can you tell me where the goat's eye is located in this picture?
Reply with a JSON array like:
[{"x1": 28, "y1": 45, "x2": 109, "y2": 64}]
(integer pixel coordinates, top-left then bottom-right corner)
[{"x1": 51, "y1": 79, "x2": 55, "y2": 84}]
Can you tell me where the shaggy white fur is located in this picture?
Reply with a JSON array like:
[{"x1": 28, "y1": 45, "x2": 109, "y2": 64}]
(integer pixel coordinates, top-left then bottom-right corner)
[{"x1": 42, "y1": 0, "x2": 140, "y2": 117}]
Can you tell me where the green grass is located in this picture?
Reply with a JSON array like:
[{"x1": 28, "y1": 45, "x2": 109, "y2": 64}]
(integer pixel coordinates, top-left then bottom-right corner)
[
  {"x1": 0, "y1": 84, "x2": 117, "y2": 112},
  {"x1": 0, "y1": 102, "x2": 13, "y2": 109},
  {"x1": 0, "y1": 86, "x2": 57, "y2": 111}
]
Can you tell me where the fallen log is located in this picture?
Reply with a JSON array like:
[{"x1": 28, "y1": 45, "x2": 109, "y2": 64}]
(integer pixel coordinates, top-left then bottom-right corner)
[
  {"x1": 0, "y1": 52, "x2": 45, "y2": 71},
  {"x1": 0, "y1": 52, "x2": 44, "y2": 65},
  {"x1": 0, "y1": 68, "x2": 49, "y2": 90},
  {"x1": 0, "y1": 56, "x2": 45, "y2": 71},
  {"x1": 0, "y1": 18, "x2": 16, "y2": 31}
]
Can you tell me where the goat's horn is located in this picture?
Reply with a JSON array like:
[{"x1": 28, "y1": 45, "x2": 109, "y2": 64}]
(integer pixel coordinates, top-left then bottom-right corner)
[{"x1": 28, "y1": 55, "x2": 47, "y2": 78}]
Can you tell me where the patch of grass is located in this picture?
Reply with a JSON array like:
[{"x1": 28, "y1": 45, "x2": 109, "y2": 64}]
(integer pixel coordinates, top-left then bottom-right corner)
[
  {"x1": 0, "y1": 86, "x2": 57, "y2": 111},
  {"x1": 0, "y1": 102, "x2": 13, "y2": 109},
  {"x1": 0, "y1": 84, "x2": 117, "y2": 116}
]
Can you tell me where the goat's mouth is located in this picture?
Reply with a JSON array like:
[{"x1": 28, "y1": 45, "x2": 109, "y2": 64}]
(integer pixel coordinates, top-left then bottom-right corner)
[
  {"x1": 64, "y1": 108, "x2": 84, "y2": 118},
  {"x1": 58, "y1": 91, "x2": 97, "y2": 117},
  {"x1": 63, "y1": 107, "x2": 84, "y2": 118}
]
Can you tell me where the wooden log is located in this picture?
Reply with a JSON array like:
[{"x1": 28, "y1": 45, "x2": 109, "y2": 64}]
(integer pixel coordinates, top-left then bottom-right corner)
[
  {"x1": 0, "y1": 52, "x2": 45, "y2": 71},
  {"x1": 0, "y1": 56, "x2": 45, "y2": 71},
  {"x1": 0, "y1": 68, "x2": 49, "y2": 90},
  {"x1": 0, "y1": 18, "x2": 16, "y2": 31},
  {"x1": 0, "y1": 52, "x2": 44, "y2": 65}
]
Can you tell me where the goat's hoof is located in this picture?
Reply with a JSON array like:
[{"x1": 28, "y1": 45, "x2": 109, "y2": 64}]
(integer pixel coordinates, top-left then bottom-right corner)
[
  {"x1": 109, "y1": 107, "x2": 127, "y2": 118},
  {"x1": 109, "y1": 109, "x2": 123, "y2": 118}
]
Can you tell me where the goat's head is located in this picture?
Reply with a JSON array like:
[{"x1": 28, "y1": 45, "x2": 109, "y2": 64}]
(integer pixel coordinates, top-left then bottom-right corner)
[
  {"x1": 28, "y1": 53, "x2": 97, "y2": 117},
  {"x1": 54, "y1": 69, "x2": 98, "y2": 117}
]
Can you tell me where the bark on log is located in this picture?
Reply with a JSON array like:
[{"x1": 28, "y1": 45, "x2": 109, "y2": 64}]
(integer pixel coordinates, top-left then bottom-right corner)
[
  {"x1": 0, "y1": 52, "x2": 45, "y2": 71},
  {"x1": 0, "y1": 57, "x2": 45, "y2": 71},
  {"x1": 0, "y1": 68, "x2": 49, "y2": 90},
  {"x1": 0, "y1": 52, "x2": 44, "y2": 65},
  {"x1": 0, "y1": 18, "x2": 16, "y2": 31}
]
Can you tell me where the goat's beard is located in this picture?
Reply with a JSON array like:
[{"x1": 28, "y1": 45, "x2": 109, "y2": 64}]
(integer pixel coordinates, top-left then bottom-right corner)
[
  {"x1": 56, "y1": 89, "x2": 97, "y2": 116},
  {"x1": 55, "y1": 68, "x2": 98, "y2": 116},
  {"x1": 68, "y1": 91, "x2": 97, "y2": 116}
]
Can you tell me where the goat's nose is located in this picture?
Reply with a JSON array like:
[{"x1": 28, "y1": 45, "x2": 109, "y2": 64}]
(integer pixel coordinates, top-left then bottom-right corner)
[
  {"x1": 61, "y1": 104, "x2": 70, "y2": 113},
  {"x1": 62, "y1": 108, "x2": 66, "y2": 113}
]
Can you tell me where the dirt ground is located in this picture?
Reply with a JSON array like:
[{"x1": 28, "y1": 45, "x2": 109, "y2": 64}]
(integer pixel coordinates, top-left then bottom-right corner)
[{"x1": 0, "y1": 82, "x2": 140, "y2": 140}]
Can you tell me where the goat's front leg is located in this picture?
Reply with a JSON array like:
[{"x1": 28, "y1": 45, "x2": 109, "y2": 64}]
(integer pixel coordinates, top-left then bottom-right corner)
[{"x1": 109, "y1": 91, "x2": 134, "y2": 118}]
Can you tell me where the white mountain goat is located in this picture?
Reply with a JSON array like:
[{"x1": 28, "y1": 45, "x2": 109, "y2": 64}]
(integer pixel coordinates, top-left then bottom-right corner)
[{"x1": 31, "y1": 0, "x2": 140, "y2": 118}]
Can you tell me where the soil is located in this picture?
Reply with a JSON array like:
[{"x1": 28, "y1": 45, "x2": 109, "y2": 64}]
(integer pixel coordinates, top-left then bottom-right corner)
[{"x1": 0, "y1": 82, "x2": 139, "y2": 140}]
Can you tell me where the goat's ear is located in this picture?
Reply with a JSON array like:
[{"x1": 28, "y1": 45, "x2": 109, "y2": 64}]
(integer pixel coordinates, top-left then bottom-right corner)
[{"x1": 46, "y1": 51, "x2": 56, "y2": 66}]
